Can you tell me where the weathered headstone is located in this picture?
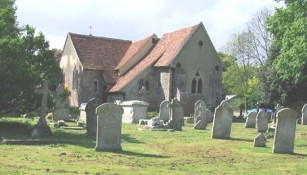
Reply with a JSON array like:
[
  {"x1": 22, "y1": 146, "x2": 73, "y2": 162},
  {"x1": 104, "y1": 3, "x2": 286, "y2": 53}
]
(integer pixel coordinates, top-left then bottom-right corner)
[
  {"x1": 85, "y1": 98, "x2": 102, "y2": 136},
  {"x1": 273, "y1": 108, "x2": 297, "y2": 154},
  {"x1": 211, "y1": 99, "x2": 233, "y2": 139},
  {"x1": 256, "y1": 111, "x2": 268, "y2": 133},
  {"x1": 31, "y1": 80, "x2": 52, "y2": 137},
  {"x1": 274, "y1": 104, "x2": 284, "y2": 124},
  {"x1": 194, "y1": 100, "x2": 207, "y2": 119},
  {"x1": 194, "y1": 115, "x2": 207, "y2": 130},
  {"x1": 167, "y1": 98, "x2": 184, "y2": 131},
  {"x1": 254, "y1": 133, "x2": 266, "y2": 147},
  {"x1": 159, "y1": 100, "x2": 170, "y2": 122},
  {"x1": 204, "y1": 109, "x2": 213, "y2": 123},
  {"x1": 301, "y1": 104, "x2": 307, "y2": 125},
  {"x1": 95, "y1": 103, "x2": 123, "y2": 152},
  {"x1": 245, "y1": 111, "x2": 257, "y2": 128},
  {"x1": 52, "y1": 84, "x2": 70, "y2": 121}
]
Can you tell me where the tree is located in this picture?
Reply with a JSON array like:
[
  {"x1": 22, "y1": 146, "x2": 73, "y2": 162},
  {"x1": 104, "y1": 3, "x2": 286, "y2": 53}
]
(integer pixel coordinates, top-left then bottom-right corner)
[
  {"x1": 0, "y1": 0, "x2": 61, "y2": 115},
  {"x1": 267, "y1": 0, "x2": 307, "y2": 83}
]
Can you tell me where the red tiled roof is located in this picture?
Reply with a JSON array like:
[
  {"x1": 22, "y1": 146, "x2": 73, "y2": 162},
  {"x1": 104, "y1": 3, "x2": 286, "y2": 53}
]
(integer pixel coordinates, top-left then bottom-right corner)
[
  {"x1": 69, "y1": 33, "x2": 131, "y2": 71},
  {"x1": 109, "y1": 23, "x2": 200, "y2": 92},
  {"x1": 115, "y1": 34, "x2": 157, "y2": 72}
]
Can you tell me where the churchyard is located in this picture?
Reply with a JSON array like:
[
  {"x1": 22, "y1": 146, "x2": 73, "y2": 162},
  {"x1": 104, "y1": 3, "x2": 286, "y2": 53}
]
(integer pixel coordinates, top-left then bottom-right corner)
[{"x1": 1, "y1": 115, "x2": 307, "y2": 174}]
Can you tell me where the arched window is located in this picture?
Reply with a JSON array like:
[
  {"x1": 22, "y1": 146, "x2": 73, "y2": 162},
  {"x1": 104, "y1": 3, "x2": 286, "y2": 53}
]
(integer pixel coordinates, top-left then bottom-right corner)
[
  {"x1": 72, "y1": 66, "x2": 78, "y2": 90},
  {"x1": 138, "y1": 80, "x2": 144, "y2": 90},
  {"x1": 197, "y1": 78, "x2": 202, "y2": 94},
  {"x1": 94, "y1": 80, "x2": 98, "y2": 92},
  {"x1": 191, "y1": 72, "x2": 202, "y2": 94},
  {"x1": 145, "y1": 80, "x2": 149, "y2": 90},
  {"x1": 191, "y1": 78, "x2": 196, "y2": 94}
]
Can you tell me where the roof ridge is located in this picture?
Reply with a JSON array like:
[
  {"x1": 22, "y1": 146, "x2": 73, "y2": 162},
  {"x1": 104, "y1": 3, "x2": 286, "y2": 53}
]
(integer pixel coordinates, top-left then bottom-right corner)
[{"x1": 68, "y1": 32, "x2": 132, "y2": 43}]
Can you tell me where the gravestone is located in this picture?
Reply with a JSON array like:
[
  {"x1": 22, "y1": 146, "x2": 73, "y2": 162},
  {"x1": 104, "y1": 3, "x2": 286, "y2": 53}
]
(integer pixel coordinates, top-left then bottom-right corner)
[
  {"x1": 79, "y1": 103, "x2": 87, "y2": 123},
  {"x1": 31, "y1": 80, "x2": 52, "y2": 137},
  {"x1": 301, "y1": 104, "x2": 307, "y2": 125},
  {"x1": 121, "y1": 100, "x2": 149, "y2": 123},
  {"x1": 167, "y1": 98, "x2": 184, "y2": 131},
  {"x1": 211, "y1": 99, "x2": 233, "y2": 139},
  {"x1": 274, "y1": 104, "x2": 284, "y2": 124},
  {"x1": 85, "y1": 98, "x2": 102, "y2": 136},
  {"x1": 204, "y1": 109, "x2": 213, "y2": 123},
  {"x1": 194, "y1": 100, "x2": 207, "y2": 119},
  {"x1": 254, "y1": 133, "x2": 266, "y2": 147},
  {"x1": 273, "y1": 108, "x2": 297, "y2": 154},
  {"x1": 245, "y1": 111, "x2": 257, "y2": 128},
  {"x1": 159, "y1": 100, "x2": 170, "y2": 122},
  {"x1": 256, "y1": 111, "x2": 268, "y2": 133},
  {"x1": 194, "y1": 115, "x2": 207, "y2": 130},
  {"x1": 52, "y1": 84, "x2": 70, "y2": 121},
  {"x1": 265, "y1": 112, "x2": 272, "y2": 121},
  {"x1": 95, "y1": 103, "x2": 123, "y2": 152}
]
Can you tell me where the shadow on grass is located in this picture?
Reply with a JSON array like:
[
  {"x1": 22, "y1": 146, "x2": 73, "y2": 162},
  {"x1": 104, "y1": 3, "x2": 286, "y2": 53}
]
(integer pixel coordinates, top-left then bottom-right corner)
[
  {"x1": 51, "y1": 129, "x2": 96, "y2": 148},
  {"x1": 291, "y1": 152, "x2": 307, "y2": 157},
  {"x1": 229, "y1": 137, "x2": 254, "y2": 142},
  {"x1": 121, "y1": 134, "x2": 144, "y2": 144},
  {"x1": 119, "y1": 150, "x2": 169, "y2": 158}
]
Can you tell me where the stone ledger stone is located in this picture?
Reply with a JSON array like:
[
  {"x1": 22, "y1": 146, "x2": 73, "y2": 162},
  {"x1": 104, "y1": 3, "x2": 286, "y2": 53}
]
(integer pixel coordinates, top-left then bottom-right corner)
[
  {"x1": 85, "y1": 98, "x2": 102, "y2": 136},
  {"x1": 245, "y1": 111, "x2": 257, "y2": 128},
  {"x1": 211, "y1": 100, "x2": 233, "y2": 139},
  {"x1": 273, "y1": 108, "x2": 297, "y2": 154},
  {"x1": 95, "y1": 103, "x2": 123, "y2": 152}
]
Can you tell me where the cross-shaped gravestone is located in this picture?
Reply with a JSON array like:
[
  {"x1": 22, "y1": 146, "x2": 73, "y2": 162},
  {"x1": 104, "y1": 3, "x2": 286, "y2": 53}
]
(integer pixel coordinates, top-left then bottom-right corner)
[{"x1": 31, "y1": 80, "x2": 52, "y2": 137}]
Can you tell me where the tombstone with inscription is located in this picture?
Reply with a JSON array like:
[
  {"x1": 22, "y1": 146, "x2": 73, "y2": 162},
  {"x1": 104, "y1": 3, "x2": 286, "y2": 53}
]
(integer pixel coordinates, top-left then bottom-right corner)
[
  {"x1": 31, "y1": 80, "x2": 52, "y2": 137},
  {"x1": 211, "y1": 99, "x2": 233, "y2": 139},
  {"x1": 85, "y1": 98, "x2": 102, "y2": 136},
  {"x1": 245, "y1": 111, "x2": 257, "y2": 128},
  {"x1": 52, "y1": 84, "x2": 70, "y2": 121},
  {"x1": 159, "y1": 100, "x2": 170, "y2": 122},
  {"x1": 273, "y1": 108, "x2": 297, "y2": 154},
  {"x1": 301, "y1": 104, "x2": 307, "y2": 125},
  {"x1": 95, "y1": 103, "x2": 123, "y2": 152}
]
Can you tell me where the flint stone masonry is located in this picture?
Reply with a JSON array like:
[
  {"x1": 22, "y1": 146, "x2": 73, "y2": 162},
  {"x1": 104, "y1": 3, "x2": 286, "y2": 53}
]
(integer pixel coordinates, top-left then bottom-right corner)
[
  {"x1": 95, "y1": 103, "x2": 123, "y2": 152},
  {"x1": 159, "y1": 100, "x2": 170, "y2": 121},
  {"x1": 85, "y1": 98, "x2": 102, "y2": 136},
  {"x1": 301, "y1": 104, "x2": 307, "y2": 125},
  {"x1": 254, "y1": 133, "x2": 266, "y2": 147},
  {"x1": 211, "y1": 99, "x2": 233, "y2": 139},
  {"x1": 256, "y1": 111, "x2": 268, "y2": 133},
  {"x1": 121, "y1": 100, "x2": 149, "y2": 123},
  {"x1": 245, "y1": 111, "x2": 257, "y2": 128},
  {"x1": 273, "y1": 108, "x2": 297, "y2": 154}
]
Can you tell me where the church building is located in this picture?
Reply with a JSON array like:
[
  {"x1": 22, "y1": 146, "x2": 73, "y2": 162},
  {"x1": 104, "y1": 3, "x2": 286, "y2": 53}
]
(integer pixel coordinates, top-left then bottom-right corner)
[{"x1": 60, "y1": 22, "x2": 223, "y2": 115}]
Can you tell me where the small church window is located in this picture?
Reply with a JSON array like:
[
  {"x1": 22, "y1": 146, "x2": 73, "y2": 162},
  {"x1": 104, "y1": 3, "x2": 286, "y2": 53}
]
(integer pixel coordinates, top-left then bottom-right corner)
[
  {"x1": 72, "y1": 66, "x2": 78, "y2": 90},
  {"x1": 191, "y1": 78, "x2": 197, "y2": 94},
  {"x1": 215, "y1": 65, "x2": 220, "y2": 71},
  {"x1": 198, "y1": 40, "x2": 203, "y2": 46},
  {"x1": 138, "y1": 80, "x2": 144, "y2": 91},
  {"x1": 94, "y1": 80, "x2": 98, "y2": 92},
  {"x1": 197, "y1": 78, "x2": 202, "y2": 94},
  {"x1": 145, "y1": 80, "x2": 149, "y2": 90},
  {"x1": 176, "y1": 62, "x2": 181, "y2": 68}
]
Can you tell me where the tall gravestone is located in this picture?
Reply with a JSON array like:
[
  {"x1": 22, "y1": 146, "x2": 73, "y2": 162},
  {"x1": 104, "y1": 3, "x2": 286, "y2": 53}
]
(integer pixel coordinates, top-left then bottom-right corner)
[
  {"x1": 193, "y1": 100, "x2": 207, "y2": 130},
  {"x1": 256, "y1": 111, "x2": 268, "y2": 133},
  {"x1": 274, "y1": 104, "x2": 284, "y2": 124},
  {"x1": 167, "y1": 98, "x2": 184, "y2": 131},
  {"x1": 159, "y1": 100, "x2": 170, "y2": 122},
  {"x1": 31, "y1": 80, "x2": 52, "y2": 137},
  {"x1": 85, "y1": 98, "x2": 102, "y2": 136},
  {"x1": 245, "y1": 111, "x2": 257, "y2": 128},
  {"x1": 95, "y1": 103, "x2": 123, "y2": 152},
  {"x1": 52, "y1": 84, "x2": 70, "y2": 121},
  {"x1": 273, "y1": 108, "x2": 297, "y2": 154},
  {"x1": 301, "y1": 104, "x2": 307, "y2": 125},
  {"x1": 211, "y1": 100, "x2": 233, "y2": 139}
]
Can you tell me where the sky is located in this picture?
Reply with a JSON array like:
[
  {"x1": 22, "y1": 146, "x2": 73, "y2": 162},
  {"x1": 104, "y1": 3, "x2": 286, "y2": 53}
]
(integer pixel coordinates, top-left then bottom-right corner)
[{"x1": 15, "y1": 0, "x2": 283, "y2": 51}]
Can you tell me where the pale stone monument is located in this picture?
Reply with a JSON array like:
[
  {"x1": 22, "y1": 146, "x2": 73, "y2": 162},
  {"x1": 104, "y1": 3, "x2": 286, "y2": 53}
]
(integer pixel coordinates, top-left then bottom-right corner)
[
  {"x1": 211, "y1": 99, "x2": 233, "y2": 139},
  {"x1": 159, "y1": 100, "x2": 170, "y2": 122},
  {"x1": 121, "y1": 100, "x2": 149, "y2": 123},
  {"x1": 193, "y1": 100, "x2": 207, "y2": 130},
  {"x1": 273, "y1": 108, "x2": 297, "y2": 154},
  {"x1": 52, "y1": 84, "x2": 70, "y2": 121},
  {"x1": 79, "y1": 103, "x2": 87, "y2": 123},
  {"x1": 254, "y1": 133, "x2": 266, "y2": 147},
  {"x1": 256, "y1": 111, "x2": 268, "y2": 133},
  {"x1": 167, "y1": 98, "x2": 184, "y2": 131},
  {"x1": 95, "y1": 103, "x2": 123, "y2": 152},
  {"x1": 194, "y1": 100, "x2": 207, "y2": 119},
  {"x1": 85, "y1": 98, "x2": 102, "y2": 136},
  {"x1": 204, "y1": 109, "x2": 213, "y2": 123},
  {"x1": 31, "y1": 80, "x2": 52, "y2": 137},
  {"x1": 301, "y1": 104, "x2": 307, "y2": 125},
  {"x1": 245, "y1": 111, "x2": 257, "y2": 128}
]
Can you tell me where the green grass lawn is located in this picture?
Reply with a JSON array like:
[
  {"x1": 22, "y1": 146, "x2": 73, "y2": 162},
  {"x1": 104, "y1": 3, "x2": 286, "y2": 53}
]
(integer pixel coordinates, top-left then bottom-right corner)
[{"x1": 0, "y1": 117, "x2": 307, "y2": 175}]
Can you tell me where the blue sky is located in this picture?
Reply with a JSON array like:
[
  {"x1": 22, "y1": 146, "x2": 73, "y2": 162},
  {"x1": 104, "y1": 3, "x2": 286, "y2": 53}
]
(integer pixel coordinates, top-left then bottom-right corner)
[{"x1": 15, "y1": 0, "x2": 283, "y2": 51}]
